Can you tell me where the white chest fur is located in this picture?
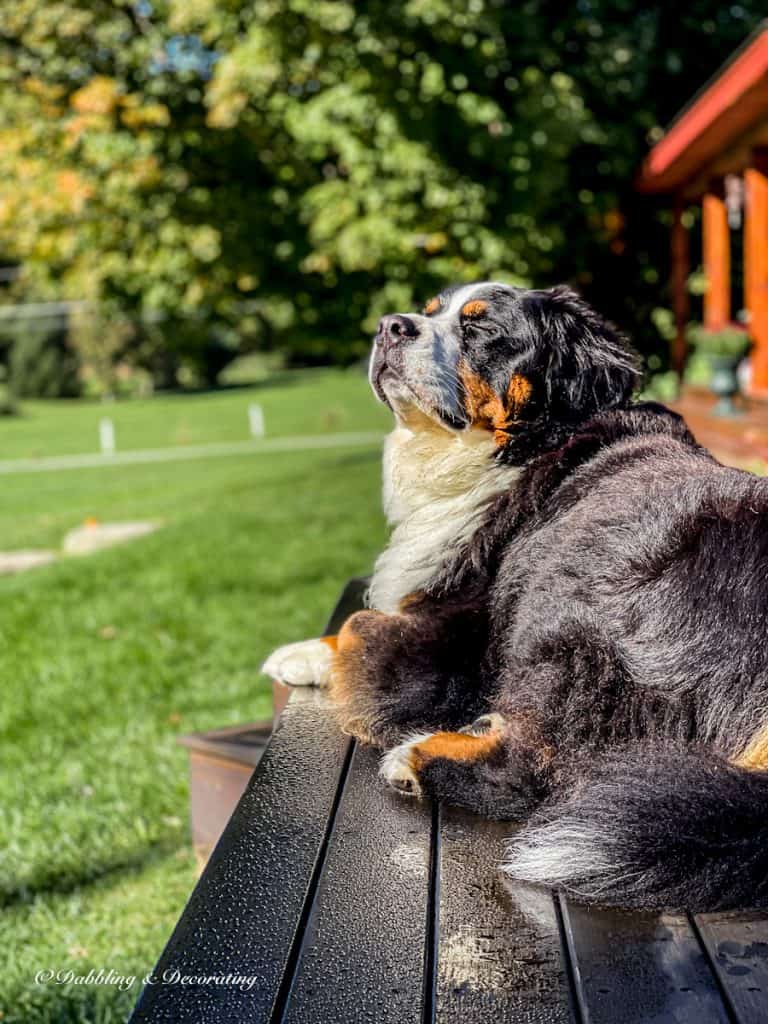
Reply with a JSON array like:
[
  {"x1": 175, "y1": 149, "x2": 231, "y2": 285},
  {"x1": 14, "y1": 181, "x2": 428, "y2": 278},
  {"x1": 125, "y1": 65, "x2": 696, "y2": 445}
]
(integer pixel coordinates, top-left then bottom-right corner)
[{"x1": 368, "y1": 416, "x2": 521, "y2": 612}]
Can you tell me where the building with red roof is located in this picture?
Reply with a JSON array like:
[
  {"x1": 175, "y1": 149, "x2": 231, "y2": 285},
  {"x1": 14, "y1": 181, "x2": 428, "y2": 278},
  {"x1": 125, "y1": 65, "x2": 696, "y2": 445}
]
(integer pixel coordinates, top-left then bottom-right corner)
[{"x1": 639, "y1": 22, "x2": 768, "y2": 395}]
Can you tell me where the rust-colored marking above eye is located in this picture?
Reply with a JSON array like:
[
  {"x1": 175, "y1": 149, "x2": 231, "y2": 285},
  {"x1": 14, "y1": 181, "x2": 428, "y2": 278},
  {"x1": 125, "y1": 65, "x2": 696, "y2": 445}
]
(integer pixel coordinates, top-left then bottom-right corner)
[
  {"x1": 424, "y1": 297, "x2": 440, "y2": 315},
  {"x1": 461, "y1": 299, "x2": 488, "y2": 318}
]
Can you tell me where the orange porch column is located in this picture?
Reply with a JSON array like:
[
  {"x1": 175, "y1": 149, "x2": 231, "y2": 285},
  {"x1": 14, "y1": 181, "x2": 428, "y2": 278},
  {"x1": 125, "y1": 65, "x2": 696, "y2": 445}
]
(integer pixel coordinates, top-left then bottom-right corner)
[
  {"x1": 744, "y1": 150, "x2": 768, "y2": 394},
  {"x1": 702, "y1": 187, "x2": 730, "y2": 330},
  {"x1": 670, "y1": 199, "x2": 690, "y2": 382}
]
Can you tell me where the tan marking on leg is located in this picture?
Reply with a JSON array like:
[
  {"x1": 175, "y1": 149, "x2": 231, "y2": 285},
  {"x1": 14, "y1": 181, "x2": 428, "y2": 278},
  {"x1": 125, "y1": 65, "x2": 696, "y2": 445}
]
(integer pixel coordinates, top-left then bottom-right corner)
[
  {"x1": 329, "y1": 610, "x2": 385, "y2": 706},
  {"x1": 410, "y1": 729, "x2": 503, "y2": 769},
  {"x1": 733, "y1": 721, "x2": 768, "y2": 770},
  {"x1": 337, "y1": 611, "x2": 379, "y2": 652},
  {"x1": 380, "y1": 724, "x2": 505, "y2": 796}
]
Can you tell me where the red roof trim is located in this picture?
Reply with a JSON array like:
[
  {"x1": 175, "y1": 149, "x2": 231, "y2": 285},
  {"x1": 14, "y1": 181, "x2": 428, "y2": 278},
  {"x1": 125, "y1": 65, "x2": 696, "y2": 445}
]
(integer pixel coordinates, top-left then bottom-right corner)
[{"x1": 638, "y1": 25, "x2": 768, "y2": 192}]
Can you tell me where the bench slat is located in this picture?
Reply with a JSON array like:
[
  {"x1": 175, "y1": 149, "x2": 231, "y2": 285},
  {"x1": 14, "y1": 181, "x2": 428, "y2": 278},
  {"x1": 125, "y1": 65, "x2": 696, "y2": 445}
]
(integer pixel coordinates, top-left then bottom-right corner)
[
  {"x1": 694, "y1": 911, "x2": 768, "y2": 1024},
  {"x1": 280, "y1": 742, "x2": 433, "y2": 1024},
  {"x1": 561, "y1": 898, "x2": 730, "y2": 1023},
  {"x1": 129, "y1": 581, "x2": 365, "y2": 1023},
  {"x1": 436, "y1": 811, "x2": 573, "y2": 1023}
]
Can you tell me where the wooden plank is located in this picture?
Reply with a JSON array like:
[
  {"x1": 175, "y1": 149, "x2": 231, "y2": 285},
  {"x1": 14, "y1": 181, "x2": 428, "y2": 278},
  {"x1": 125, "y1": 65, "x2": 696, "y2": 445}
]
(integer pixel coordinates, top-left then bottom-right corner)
[
  {"x1": 436, "y1": 810, "x2": 574, "y2": 1023},
  {"x1": 695, "y1": 910, "x2": 768, "y2": 1024},
  {"x1": 129, "y1": 579, "x2": 366, "y2": 1023},
  {"x1": 561, "y1": 898, "x2": 731, "y2": 1024},
  {"x1": 280, "y1": 742, "x2": 434, "y2": 1024}
]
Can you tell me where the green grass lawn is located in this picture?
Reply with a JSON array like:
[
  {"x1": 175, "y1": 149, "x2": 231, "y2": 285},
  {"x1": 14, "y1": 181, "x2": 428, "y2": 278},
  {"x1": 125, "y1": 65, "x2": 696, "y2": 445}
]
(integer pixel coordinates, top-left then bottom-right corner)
[
  {"x1": 0, "y1": 367, "x2": 387, "y2": 460},
  {"x1": 0, "y1": 370, "x2": 389, "y2": 1023}
]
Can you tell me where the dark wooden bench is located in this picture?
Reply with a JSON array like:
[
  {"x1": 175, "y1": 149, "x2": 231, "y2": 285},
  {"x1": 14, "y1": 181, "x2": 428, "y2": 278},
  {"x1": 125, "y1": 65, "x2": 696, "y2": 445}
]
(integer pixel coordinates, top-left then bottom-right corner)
[{"x1": 130, "y1": 579, "x2": 768, "y2": 1023}]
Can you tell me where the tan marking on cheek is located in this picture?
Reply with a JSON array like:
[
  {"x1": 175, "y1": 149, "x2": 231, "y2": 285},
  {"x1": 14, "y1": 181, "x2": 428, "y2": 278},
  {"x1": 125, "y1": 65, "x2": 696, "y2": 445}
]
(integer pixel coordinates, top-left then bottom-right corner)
[
  {"x1": 424, "y1": 297, "x2": 440, "y2": 315},
  {"x1": 732, "y1": 721, "x2": 768, "y2": 770},
  {"x1": 320, "y1": 635, "x2": 338, "y2": 652},
  {"x1": 410, "y1": 730, "x2": 503, "y2": 769},
  {"x1": 507, "y1": 374, "x2": 532, "y2": 418},
  {"x1": 458, "y1": 361, "x2": 511, "y2": 445},
  {"x1": 461, "y1": 299, "x2": 488, "y2": 319}
]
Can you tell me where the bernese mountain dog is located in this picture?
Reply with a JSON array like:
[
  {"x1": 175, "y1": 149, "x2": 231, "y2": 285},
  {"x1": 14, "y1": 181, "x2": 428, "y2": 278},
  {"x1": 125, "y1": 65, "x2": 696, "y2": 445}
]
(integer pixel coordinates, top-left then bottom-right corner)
[{"x1": 263, "y1": 281, "x2": 768, "y2": 913}]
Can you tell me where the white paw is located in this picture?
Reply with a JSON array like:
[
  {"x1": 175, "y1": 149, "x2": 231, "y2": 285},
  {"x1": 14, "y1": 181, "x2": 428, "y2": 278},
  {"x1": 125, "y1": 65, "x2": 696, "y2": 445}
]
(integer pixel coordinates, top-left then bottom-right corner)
[
  {"x1": 261, "y1": 639, "x2": 333, "y2": 687},
  {"x1": 379, "y1": 733, "x2": 433, "y2": 798}
]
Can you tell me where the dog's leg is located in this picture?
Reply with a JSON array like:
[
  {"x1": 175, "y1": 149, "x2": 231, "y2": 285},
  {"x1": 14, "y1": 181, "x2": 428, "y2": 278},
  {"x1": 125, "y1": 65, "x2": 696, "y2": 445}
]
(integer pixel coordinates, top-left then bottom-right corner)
[
  {"x1": 328, "y1": 599, "x2": 490, "y2": 747},
  {"x1": 380, "y1": 713, "x2": 550, "y2": 819}
]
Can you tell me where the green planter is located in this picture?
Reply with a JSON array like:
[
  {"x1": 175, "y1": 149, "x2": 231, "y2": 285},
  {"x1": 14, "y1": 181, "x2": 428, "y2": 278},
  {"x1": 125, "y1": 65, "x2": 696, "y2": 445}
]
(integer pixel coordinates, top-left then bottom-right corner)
[
  {"x1": 686, "y1": 324, "x2": 750, "y2": 418},
  {"x1": 708, "y1": 353, "x2": 743, "y2": 417}
]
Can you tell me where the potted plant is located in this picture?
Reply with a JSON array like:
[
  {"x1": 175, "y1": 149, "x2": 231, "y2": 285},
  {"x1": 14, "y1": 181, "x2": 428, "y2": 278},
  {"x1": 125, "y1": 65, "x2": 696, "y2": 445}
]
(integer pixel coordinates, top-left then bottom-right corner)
[{"x1": 687, "y1": 324, "x2": 751, "y2": 416}]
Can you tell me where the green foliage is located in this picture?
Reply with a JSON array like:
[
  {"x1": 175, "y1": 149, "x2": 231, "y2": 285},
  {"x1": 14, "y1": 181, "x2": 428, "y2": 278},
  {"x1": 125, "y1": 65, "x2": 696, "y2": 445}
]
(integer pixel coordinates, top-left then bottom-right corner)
[
  {"x1": 687, "y1": 323, "x2": 751, "y2": 359},
  {"x1": 2, "y1": 318, "x2": 81, "y2": 398},
  {"x1": 0, "y1": 1, "x2": 764, "y2": 369}
]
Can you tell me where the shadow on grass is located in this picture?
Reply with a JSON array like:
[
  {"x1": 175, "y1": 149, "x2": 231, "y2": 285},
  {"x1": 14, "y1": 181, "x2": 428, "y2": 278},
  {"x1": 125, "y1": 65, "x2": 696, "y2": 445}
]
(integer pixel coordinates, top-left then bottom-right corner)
[
  {"x1": 1, "y1": 840, "x2": 192, "y2": 1022},
  {"x1": 0, "y1": 835, "x2": 183, "y2": 911}
]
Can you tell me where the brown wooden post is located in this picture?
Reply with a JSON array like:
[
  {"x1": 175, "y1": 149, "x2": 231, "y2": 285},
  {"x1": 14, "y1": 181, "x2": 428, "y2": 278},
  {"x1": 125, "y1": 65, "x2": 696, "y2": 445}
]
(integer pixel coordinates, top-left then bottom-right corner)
[
  {"x1": 670, "y1": 198, "x2": 690, "y2": 383},
  {"x1": 744, "y1": 150, "x2": 768, "y2": 395},
  {"x1": 702, "y1": 185, "x2": 730, "y2": 330}
]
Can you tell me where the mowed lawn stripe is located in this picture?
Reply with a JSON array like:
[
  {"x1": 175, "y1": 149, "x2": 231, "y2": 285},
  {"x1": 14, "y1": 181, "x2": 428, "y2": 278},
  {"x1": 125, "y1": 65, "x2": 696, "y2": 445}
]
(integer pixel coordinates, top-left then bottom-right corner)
[{"x1": 0, "y1": 431, "x2": 384, "y2": 474}]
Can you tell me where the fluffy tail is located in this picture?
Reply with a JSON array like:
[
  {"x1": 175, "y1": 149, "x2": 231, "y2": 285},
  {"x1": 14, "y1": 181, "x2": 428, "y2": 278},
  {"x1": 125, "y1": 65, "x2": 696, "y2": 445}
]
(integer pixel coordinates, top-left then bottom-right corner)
[{"x1": 503, "y1": 744, "x2": 768, "y2": 912}]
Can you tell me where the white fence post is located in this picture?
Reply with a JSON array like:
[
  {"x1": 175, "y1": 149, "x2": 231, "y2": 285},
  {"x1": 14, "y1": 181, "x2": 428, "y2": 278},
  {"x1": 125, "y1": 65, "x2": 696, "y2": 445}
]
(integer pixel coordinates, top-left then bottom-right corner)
[
  {"x1": 99, "y1": 417, "x2": 116, "y2": 455},
  {"x1": 248, "y1": 403, "x2": 265, "y2": 438}
]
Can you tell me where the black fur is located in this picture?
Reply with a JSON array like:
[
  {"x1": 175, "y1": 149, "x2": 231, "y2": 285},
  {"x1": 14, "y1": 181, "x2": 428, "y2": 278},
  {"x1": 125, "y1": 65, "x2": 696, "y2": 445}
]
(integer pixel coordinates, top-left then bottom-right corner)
[
  {"x1": 340, "y1": 283, "x2": 768, "y2": 913},
  {"x1": 517, "y1": 745, "x2": 768, "y2": 912}
]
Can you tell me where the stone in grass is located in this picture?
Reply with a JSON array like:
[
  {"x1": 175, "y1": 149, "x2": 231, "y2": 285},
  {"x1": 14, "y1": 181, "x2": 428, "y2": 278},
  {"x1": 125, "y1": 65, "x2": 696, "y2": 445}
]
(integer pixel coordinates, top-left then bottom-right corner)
[
  {"x1": 63, "y1": 519, "x2": 161, "y2": 556},
  {"x1": 0, "y1": 550, "x2": 58, "y2": 574}
]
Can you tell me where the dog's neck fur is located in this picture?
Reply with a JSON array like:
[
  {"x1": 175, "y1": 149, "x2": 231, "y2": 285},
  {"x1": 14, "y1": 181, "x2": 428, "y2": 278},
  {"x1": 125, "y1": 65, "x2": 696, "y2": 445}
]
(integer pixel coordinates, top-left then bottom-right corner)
[{"x1": 368, "y1": 410, "x2": 521, "y2": 612}]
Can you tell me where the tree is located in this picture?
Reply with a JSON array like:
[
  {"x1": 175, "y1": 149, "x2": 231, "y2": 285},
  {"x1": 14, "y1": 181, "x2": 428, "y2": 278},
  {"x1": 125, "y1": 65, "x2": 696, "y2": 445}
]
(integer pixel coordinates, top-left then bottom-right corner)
[{"x1": 0, "y1": 1, "x2": 763, "y2": 373}]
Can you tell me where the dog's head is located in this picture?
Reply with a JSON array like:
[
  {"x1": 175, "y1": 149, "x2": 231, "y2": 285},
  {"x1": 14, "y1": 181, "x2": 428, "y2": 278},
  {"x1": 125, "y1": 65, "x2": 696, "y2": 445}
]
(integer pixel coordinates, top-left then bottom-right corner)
[{"x1": 369, "y1": 282, "x2": 641, "y2": 461}]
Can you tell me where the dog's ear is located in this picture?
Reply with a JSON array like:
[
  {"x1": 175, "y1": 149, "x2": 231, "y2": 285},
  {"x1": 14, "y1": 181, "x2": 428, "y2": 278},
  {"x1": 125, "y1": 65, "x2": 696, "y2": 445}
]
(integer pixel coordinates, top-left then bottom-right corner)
[{"x1": 525, "y1": 285, "x2": 641, "y2": 421}]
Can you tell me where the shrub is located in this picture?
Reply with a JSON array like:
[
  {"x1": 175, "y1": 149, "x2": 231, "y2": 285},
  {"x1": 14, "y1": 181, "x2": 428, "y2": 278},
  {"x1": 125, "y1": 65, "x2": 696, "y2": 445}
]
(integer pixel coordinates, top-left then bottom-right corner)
[
  {"x1": 686, "y1": 324, "x2": 751, "y2": 359},
  {"x1": 4, "y1": 319, "x2": 81, "y2": 398}
]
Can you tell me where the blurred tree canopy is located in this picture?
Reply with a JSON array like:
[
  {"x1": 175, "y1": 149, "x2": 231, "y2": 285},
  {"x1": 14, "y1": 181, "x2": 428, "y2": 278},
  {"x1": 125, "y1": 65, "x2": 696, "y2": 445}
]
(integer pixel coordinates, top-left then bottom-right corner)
[{"x1": 0, "y1": 0, "x2": 763, "y2": 381}]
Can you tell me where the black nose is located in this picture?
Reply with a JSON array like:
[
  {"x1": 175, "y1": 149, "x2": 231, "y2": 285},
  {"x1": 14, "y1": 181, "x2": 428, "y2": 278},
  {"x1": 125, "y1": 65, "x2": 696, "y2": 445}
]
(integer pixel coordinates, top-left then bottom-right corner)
[{"x1": 376, "y1": 313, "x2": 418, "y2": 345}]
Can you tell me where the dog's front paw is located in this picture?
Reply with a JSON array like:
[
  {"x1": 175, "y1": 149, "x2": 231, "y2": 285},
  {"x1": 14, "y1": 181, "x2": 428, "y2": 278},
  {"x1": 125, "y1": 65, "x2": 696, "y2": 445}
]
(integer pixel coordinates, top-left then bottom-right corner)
[
  {"x1": 379, "y1": 733, "x2": 434, "y2": 798},
  {"x1": 261, "y1": 638, "x2": 334, "y2": 687}
]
